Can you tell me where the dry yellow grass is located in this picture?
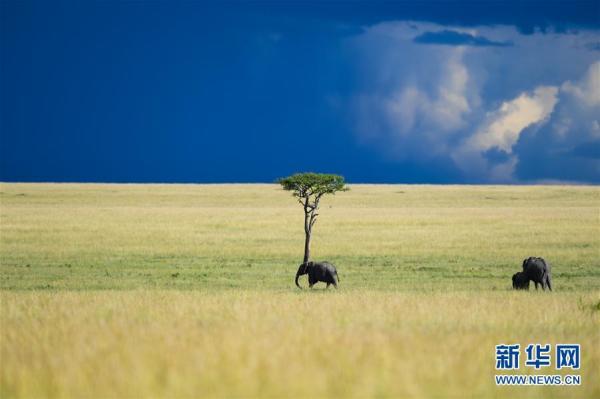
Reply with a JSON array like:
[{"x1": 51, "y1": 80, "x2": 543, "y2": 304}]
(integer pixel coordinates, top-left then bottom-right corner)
[{"x1": 1, "y1": 291, "x2": 598, "y2": 398}]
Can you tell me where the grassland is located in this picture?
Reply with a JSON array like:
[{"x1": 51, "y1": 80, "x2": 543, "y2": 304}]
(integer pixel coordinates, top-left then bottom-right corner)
[{"x1": 1, "y1": 183, "x2": 599, "y2": 398}]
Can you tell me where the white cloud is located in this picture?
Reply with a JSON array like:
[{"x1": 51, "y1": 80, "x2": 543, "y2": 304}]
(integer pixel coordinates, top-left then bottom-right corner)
[
  {"x1": 383, "y1": 53, "x2": 470, "y2": 136},
  {"x1": 430, "y1": 52, "x2": 472, "y2": 130},
  {"x1": 542, "y1": 61, "x2": 600, "y2": 145},
  {"x1": 452, "y1": 86, "x2": 558, "y2": 181},
  {"x1": 350, "y1": 25, "x2": 478, "y2": 158},
  {"x1": 466, "y1": 86, "x2": 558, "y2": 154},
  {"x1": 561, "y1": 61, "x2": 600, "y2": 107}
]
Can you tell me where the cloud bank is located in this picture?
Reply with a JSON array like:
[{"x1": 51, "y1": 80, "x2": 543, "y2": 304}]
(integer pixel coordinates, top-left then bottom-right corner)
[{"x1": 348, "y1": 22, "x2": 600, "y2": 182}]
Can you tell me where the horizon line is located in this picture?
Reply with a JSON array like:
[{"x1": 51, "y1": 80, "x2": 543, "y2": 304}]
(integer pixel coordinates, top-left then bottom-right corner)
[{"x1": 0, "y1": 180, "x2": 596, "y2": 186}]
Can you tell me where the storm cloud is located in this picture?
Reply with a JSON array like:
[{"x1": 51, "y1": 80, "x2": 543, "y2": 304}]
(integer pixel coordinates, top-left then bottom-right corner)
[{"x1": 348, "y1": 21, "x2": 600, "y2": 182}]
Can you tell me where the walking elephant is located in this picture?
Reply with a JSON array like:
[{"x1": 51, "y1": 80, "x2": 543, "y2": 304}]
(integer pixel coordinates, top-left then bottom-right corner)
[{"x1": 295, "y1": 261, "x2": 339, "y2": 289}]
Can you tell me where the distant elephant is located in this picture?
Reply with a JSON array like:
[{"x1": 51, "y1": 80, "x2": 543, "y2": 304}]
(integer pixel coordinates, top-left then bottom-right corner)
[
  {"x1": 522, "y1": 257, "x2": 552, "y2": 291},
  {"x1": 295, "y1": 261, "x2": 339, "y2": 289},
  {"x1": 512, "y1": 272, "x2": 529, "y2": 290}
]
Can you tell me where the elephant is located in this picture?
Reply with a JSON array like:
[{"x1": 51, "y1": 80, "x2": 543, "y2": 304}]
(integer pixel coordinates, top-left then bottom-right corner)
[
  {"x1": 295, "y1": 261, "x2": 339, "y2": 289},
  {"x1": 522, "y1": 257, "x2": 552, "y2": 291},
  {"x1": 512, "y1": 271, "x2": 530, "y2": 290}
]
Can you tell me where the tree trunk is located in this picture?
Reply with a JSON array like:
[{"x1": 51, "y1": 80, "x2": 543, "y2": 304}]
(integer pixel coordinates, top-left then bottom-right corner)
[
  {"x1": 303, "y1": 229, "x2": 311, "y2": 264},
  {"x1": 302, "y1": 195, "x2": 318, "y2": 264}
]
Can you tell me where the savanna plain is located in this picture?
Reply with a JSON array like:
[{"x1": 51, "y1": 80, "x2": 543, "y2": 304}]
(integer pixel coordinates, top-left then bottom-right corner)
[{"x1": 0, "y1": 183, "x2": 598, "y2": 398}]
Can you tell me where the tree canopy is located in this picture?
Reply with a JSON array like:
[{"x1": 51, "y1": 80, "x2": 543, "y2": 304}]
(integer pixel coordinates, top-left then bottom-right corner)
[{"x1": 278, "y1": 173, "x2": 348, "y2": 199}]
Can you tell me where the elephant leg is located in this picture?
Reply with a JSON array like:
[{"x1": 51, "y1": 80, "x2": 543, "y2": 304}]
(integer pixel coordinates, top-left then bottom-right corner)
[
  {"x1": 309, "y1": 283, "x2": 314, "y2": 289},
  {"x1": 546, "y1": 276, "x2": 552, "y2": 291},
  {"x1": 535, "y1": 281, "x2": 539, "y2": 290},
  {"x1": 326, "y1": 282, "x2": 331, "y2": 289}
]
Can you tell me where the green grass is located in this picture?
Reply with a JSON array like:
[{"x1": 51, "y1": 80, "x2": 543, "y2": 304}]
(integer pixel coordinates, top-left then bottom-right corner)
[
  {"x1": 1, "y1": 183, "x2": 599, "y2": 398},
  {"x1": 1, "y1": 183, "x2": 598, "y2": 291}
]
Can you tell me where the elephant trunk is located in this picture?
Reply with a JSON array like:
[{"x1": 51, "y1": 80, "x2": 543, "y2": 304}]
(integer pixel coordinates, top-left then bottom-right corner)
[{"x1": 295, "y1": 271, "x2": 302, "y2": 289}]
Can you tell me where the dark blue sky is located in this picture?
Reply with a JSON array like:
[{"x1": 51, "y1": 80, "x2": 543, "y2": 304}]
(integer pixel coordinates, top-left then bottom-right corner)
[{"x1": 1, "y1": 1, "x2": 599, "y2": 183}]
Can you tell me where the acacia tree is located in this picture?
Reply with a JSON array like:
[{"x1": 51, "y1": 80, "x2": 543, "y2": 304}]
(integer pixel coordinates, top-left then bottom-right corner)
[{"x1": 278, "y1": 173, "x2": 348, "y2": 264}]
